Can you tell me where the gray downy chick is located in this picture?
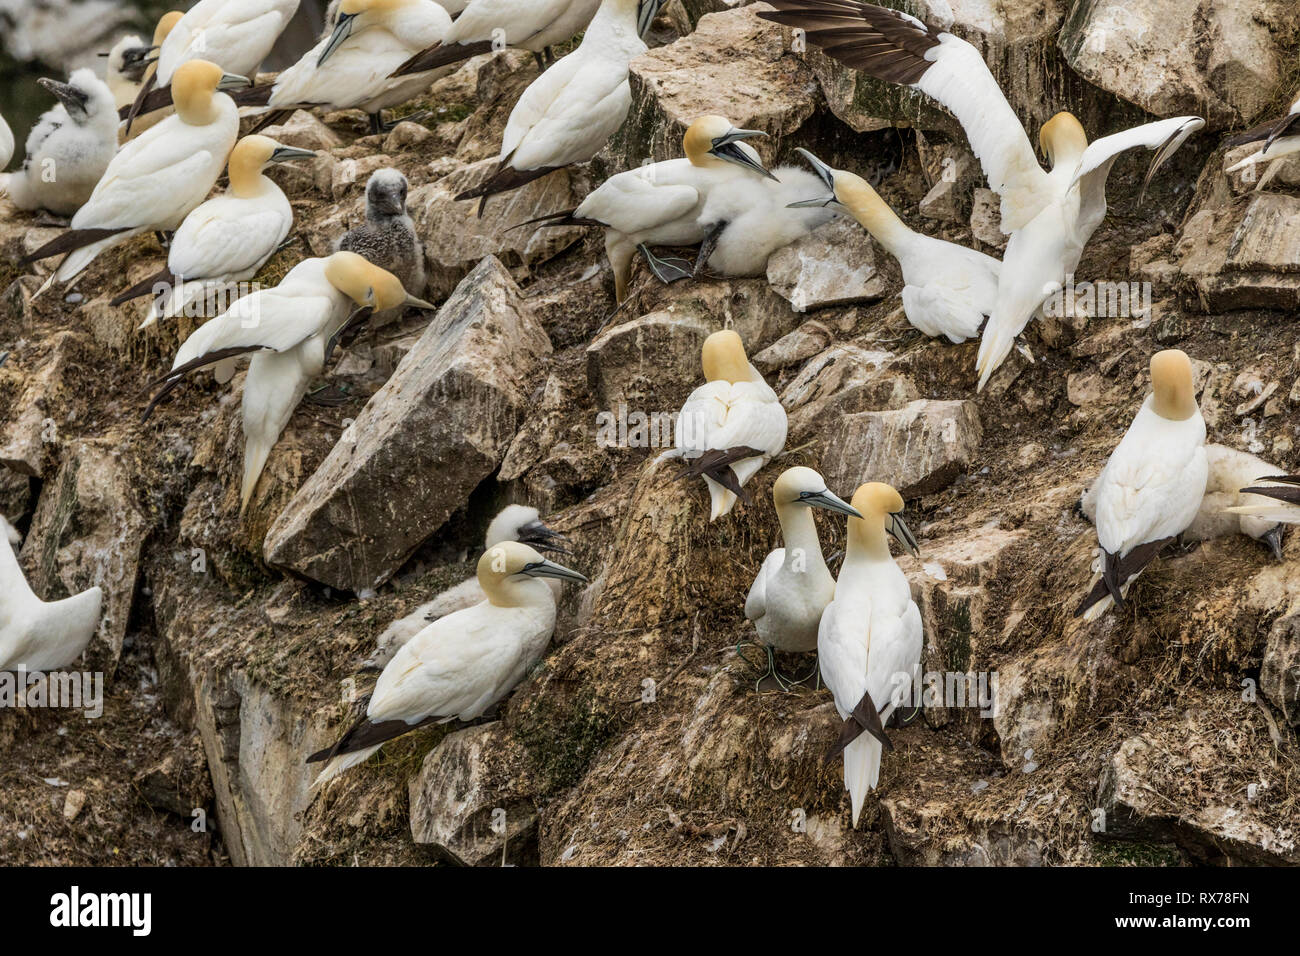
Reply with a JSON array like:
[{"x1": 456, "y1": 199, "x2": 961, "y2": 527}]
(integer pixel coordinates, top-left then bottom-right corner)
[{"x1": 335, "y1": 168, "x2": 426, "y2": 327}]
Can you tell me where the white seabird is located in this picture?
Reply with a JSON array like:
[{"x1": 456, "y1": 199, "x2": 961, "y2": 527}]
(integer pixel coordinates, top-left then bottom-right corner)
[
  {"x1": 674, "y1": 329, "x2": 788, "y2": 521},
  {"x1": 22, "y1": 59, "x2": 250, "y2": 291},
  {"x1": 103, "y1": 34, "x2": 156, "y2": 110},
  {"x1": 455, "y1": 0, "x2": 666, "y2": 213},
  {"x1": 364, "y1": 504, "x2": 570, "y2": 670},
  {"x1": 307, "y1": 540, "x2": 587, "y2": 785},
  {"x1": 1224, "y1": 93, "x2": 1300, "y2": 191},
  {"x1": 742, "y1": 466, "x2": 861, "y2": 691},
  {"x1": 788, "y1": 149, "x2": 1000, "y2": 343},
  {"x1": 0, "y1": 111, "x2": 12, "y2": 171},
  {"x1": 144, "y1": 251, "x2": 435, "y2": 512},
  {"x1": 111, "y1": 134, "x2": 314, "y2": 326},
  {"x1": 335, "y1": 168, "x2": 426, "y2": 324},
  {"x1": 818, "y1": 482, "x2": 922, "y2": 827},
  {"x1": 1077, "y1": 349, "x2": 1208, "y2": 621},
  {"x1": 118, "y1": 11, "x2": 185, "y2": 135}
]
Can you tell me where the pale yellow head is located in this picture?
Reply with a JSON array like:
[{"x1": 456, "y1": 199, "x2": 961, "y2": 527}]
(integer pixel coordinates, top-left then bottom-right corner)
[
  {"x1": 171, "y1": 59, "x2": 242, "y2": 124},
  {"x1": 1039, "y1": 111, "x2": 1088, "y2": 166},
  {"x1": 700, "y1": 329, "x2": 752, "y2": 384},
  {"x1": 1150, "y1": 349, "x2": 1197, "y2": 421},
  {"x1": 476, "y1": 540, "x2": 588, "y2": 607},
  {"x1": 323, "y1": 251, "x2": 435, "y2": 312},
  {"x1": 684, "y1": 115, "x2": 734, "y2": 165},
  {"x1": 227, "y1": 135, "x2": 316, "y2": 196},
  {"x1": 153, "y1": 10, "x2": 183, "y2": 46},
  {"x1": 846, "y1": 482, "x2": 919, "y2": 560}
]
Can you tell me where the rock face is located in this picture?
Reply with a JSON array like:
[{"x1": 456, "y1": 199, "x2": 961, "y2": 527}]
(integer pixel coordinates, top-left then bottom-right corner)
[
  {"x1": 0, "y1": 330, "x2": 81, "y2": 478},
  {"x1": 264, "y1": 257, "x2": 552, "y2": 592},
  {"x1": 1177, "y1": 194, "x2": 1300, "y2": 311},
  {"x1": 766, "y1": 218, "x2": 894, "y2": 310}
]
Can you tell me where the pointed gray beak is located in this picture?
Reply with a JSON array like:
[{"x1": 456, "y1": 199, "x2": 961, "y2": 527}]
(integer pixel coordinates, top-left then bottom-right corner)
[
  {"x1": 1263, "y1": 524, "x2": 1285, "y2": 562},
  {"x1": 319, "y1": 11, "x2": 357, "y2": 65},
  {"x1": 403, "y1": 292, "x2": 437, "y2": 311},
  {"x1": 799, "y1": 489, "x2": 863, "y2": 519},
  {"x1": 517, "y1": 520, "x2": 572, "y2": 555},
  {"x1": 888, "y1": 513, "x2": 920, "y2": 559},
  {"x1": 38, "y1": 77, "x2": 88, "y2": 115},
  {"x1": 270, "y1": 145, "x2": 317, "y2": 163},
  {"x1": 217, "y1": 72, "x2": 253, "y2": 91},
  {"x1": 637, "y1": 0, "x2": 665, "y2": 38},
  {"x1": 710, "y1": 128, "x2": 778, "y2": 181},
  {"x1": 787, "y1": 147, "x2": 841, "y2": 208},
  {"x1": 522, "y1": 558, "x2": 588, "y2": 585}
]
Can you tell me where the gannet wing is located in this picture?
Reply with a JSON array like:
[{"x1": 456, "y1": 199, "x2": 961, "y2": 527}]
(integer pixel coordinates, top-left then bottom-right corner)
[
  {"x1": 1225, "y1": 95, "x2": 1300, "y2": 151},
  {"x1": 507, "y1": 61, "x2": 631, "y2": 170},
  {"x1": 674, "y1": 380, "x2": 730, "y2": 457},
  {"x1": 1096, "y1": 431, "x2": 1205, "y2": 556},
  {"x1": 499, "y1": 51, "x2": 587, "y2": 161},
  {"x1": 169, "y1": 200, "x2": 290, "y2": 280},
  {"x1": 0, "y1": 523, "x2": 37, "y2": 618},
  {"x1": 1070, "y1": 116, "x2": 1205, "y2": 213},
  {"x1": 707, "y1": 384, "x2": 788, "y2": 459},
  {"x1": 576, "y1": 171, "x2": 701, "y2": 234},
  {"x1": 73, "y1": 137, "x2": 224, "y2": 230},
  {"x1": 744, "y1": 549, "x2": 784, "y2": 622},
  {"x1": 818, "y1": 595, "x2": 871, "y2": 721}
]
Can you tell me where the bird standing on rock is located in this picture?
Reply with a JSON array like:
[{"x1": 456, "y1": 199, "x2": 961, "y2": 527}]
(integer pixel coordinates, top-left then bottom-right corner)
[{"x1": 336, "y1": 168, "x2": 426, "y2": 325}]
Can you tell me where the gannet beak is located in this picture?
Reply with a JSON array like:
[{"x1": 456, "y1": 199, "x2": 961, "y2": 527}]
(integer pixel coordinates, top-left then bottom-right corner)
[
  {"x1": 318, "y1": 11, "x2": 358, "y2": 65},
  {"x1": 800, "y1": 489, "x2": 863, "y2": 519},
  {"x1": 888, "y1": 513, "x2": 921, "y2": 559},
  {"x1": 270, "y1": 145, "x2": 317, "y2": 163},
  {"x1": 403, "y1": 292, "x2": 437, "y2": 310},
  {"x1": 1263, "y1": 524, "x2": 1285, "y2": 562},
  {"x1": 122, "y1": 45, "x2": 157, "y2": 76},
  {"x1": 217, "y1": 72, "x2": 253, "y2": 91},
  {"x1": 636, "y1": 0, "x2": 666, "y2": 38},
  {"x1": 37, "y1": 77, "x2": 89, "y2": 114},
  {"x1": 710, "y1": 128, "x2": 778, "y2": 181},
  {"x1": 787, "y1": 147, "x2": 841, "y2": 208},
  {"x1": 522, "y1": 558, "x2": 589, "y2": 584},
  {"x1": 517, "y1": 520, "x2": 572, "y2": 555}
]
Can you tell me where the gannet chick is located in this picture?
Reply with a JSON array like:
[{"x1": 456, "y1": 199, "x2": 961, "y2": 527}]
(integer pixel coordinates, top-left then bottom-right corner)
[
  {"x1": 455, "y1": 0, "x2": 666, "y2": 214},
  {"x1": 111, "y1": 135, "x2": 314, "y2": 325},
  {"x1": 307, "y1": 540, "x2": 587, "y2": 784},
  {"x1": 1077, "y1": 350, "x2": 1207, "y2": 620},
  {"x1": 364, "y1": 504, "x2": 570, "y2": 670},
  {"x1": 1, "y1": 70, "x2": 118, "y2": 216},
  {"x1": 103, "y1": 34, "x2": 155, "y2": 109},
  {"x1": 22, "y1": 60, "x2": 250, "y2": 292},
  {"x1": 0, "y1": 520, "x2": 103, "y2": 672},
  {"x1": 520, "y1": 116, "x2": 774, "y2": 302},
  {"x1": 789, "y1": 149, "x2": 999, "y2": 342},
  {"x1": 759, "y1": 1, "x2": 1205, "y2": 390},
  {"x1": 819, "y1": 482, "x2": 922, "y2": 827},
  {"x1": 0, "y1": 112, "x2": 12, "y2": 171},
  {"x1": 335, "y1": 168, "x2": 425, "y2": 323},
  {"x1": 674, "y1": 330, "x2": 788, "y2": 521},
  {"x1": 144, "y1": 251, "x2": 435, "y2": 511},
  {"x1": 1225, "y1": 93, "x2": 1300, "y2": 191},
  {"x1": 393, "y1": 0, "x2": 600, "y2": 76},
  {"x1": 119, "y1": 10, "x2": 185, "y2": 135},
  {"x1": 741, "y1": 467, "x2": 861, "y2": 691}
]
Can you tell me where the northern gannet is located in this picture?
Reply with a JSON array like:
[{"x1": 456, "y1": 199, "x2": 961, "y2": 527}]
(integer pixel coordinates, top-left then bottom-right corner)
[
  {"x1": 103, "y1": 34, "x2": 155, "y2": 110},
  {"x1": 521, "y1": 115, "x2": 774, "y2": 302},
  {"x1": 455, "y1": 0, "x2": 666, "y2": 213},
  {"x1": 307, "y1": 540, "x2": 587, "y2": 784},
  {"x1": 22, "y1": 60, "x2": 250, "y2": 291},
  {"x1": 393, "y1": 0, "x2": 600, "y2": 76},
  {"x1": 1225, "y1": 93, "x2": 1300, "y2": 191},
  {"x1": 111, "y1": 134, "x2": 315, "y2": 326},
  {"x1": 0, "y1": 112, "x2": 12, "y2": 171},
  {"x1": 759, "y1": 0, "x2": 1205, "y2": 389},
  {"x1": 335, "y1": 168, "x2": 426, "y2": 322},
  {"x1": 741, "y1": 466, "x2": 861, "y2": 691},
  {"x1": 0, "y1": 518, "x2": 103, "y2": 672},
  {"x1": 144, "y1": 251, "x2": 435, "y2": 511},
  {"x1": 1077, "y1": 350, "x2": 1207, "y2": 620},
  {"x1": 119, "y1": 10, "x2": 185, "y2": 134},
  {"x1": 818, "y1": 482, "x2": 922, "y2": 827},
  {"x1": 674, "y1": 329, "x2": 788, "y2": 521},
  {"x1": 364, "y1": 504, "x2": 570, "y2": 670},
  {"x1": 788, "y1": 149, "x2": 999, "y2": 343},
  {"x1": 1, "y1": 70, "x2": 118, "y2": 217}
]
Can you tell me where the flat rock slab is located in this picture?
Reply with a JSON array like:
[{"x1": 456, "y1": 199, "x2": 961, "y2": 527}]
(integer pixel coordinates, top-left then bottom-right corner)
[
  {"x1": 767, "y1": 217, "x2": 894, "y2": 310},
  {"x1": 264, "y1": 256, "x2": 552, "y2": 592}
]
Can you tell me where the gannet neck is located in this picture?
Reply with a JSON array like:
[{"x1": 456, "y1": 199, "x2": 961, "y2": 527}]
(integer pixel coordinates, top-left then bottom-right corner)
[
  {"x1": 775, "y1": 499, "x2": 827, "y2": 571},
  {"x1": 586, "y1": 0, "x2": 642, "y2": 44},
  {"x1": 700, "y1": 329, "x2": 753, "y2": 384},
  {"x1": 1150, "y1": 348, "x2": 1198, "y2": 421},
  {"x1": 227, "y1": 136, "x2": 275, "y2": 198},
  {"x1": 836, "y1": 170, "x2": 910, "y2": 252},
  {"x1": 845, "y1": 482, "x2": 906, "y2": 565},
  {"x1": 475, "y1": 541, "x2": 582, "y2": 608},
  {"x1": 171, "y1": 60, "x2": 224, "y2": 125},
  {"x1": 154, "y1": 10, "x2": 183, "y2": 47},
  {"x1": 1040, "y1": 111, "x2": 1088, "y2": 170}
]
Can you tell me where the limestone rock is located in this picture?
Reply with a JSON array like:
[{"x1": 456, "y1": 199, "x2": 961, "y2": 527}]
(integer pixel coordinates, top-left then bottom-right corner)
[
  {"x1": 766, "y1": 217, "x2": 894, "y2": 310},
  {"x1": 586, "y1": 312, "x2": 712, "y2": 411},
  {"x1": 783, "y1": 344, "x2": 920, "y2": 434},
  {"x1": 970, "y1": 188, "x2": 1008, "y2": 252},
  {"x1": 0, "y1": 330, "x2": 83, "y2": 478},
  {"x1": 1177, "y1": 195, "x2": 1300, "y2": 311}
]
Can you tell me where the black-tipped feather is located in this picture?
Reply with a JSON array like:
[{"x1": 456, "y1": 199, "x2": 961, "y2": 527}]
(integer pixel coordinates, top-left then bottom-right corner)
[
  {"x1": 1239, "y1": 483, "x2": 1300, "y2": 506},
  {"x1": 121, "y1": 70, "x2": 157, "y2": 133},
  {"x1": 1074, "y1": 535, "x2": 1175, "y2": 618},
  {"x1": 759, "y1": 0, "x2": 942, "y2": 85},
  {"x1": 305, "y1": 713, "x2": 445, "y2": 763},
  {"x1": 824, "y1": 689, "x2": 894, "y2": 764},
  {"x1": 111, "y1": 266, "x2": 175, "y2": 307},
  {"x1": 507, "y1": 208, "x2": 604, "y2": 232},
  {"x1": 1225, "y1": 111, "x2": 1300, "y2": 150},
  {"x1": 20, "y1": 227, "x2": 131, "y2": 266},
  {"x1": 677, "y1": 445, "x2": 766, "y2": 504},
  {"x1": 141, "y1": 345, "x2": 267, "y2": 422},
  {"x1": 455, "y1": 163, "x2": 562, "y2": 217},
  {"x1": 392, "y1": 39, "x2": 493, "y2": 77},
  {"x1": 118, "y1": 82, "x2": 174, "y2": 122}
]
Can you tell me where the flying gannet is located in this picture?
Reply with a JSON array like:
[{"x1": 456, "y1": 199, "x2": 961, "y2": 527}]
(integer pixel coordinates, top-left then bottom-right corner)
[
  {"x1": 741, "y1": 466, "x2": 861, "y2": 691},
  {"x1": 364, "y1": 504, "x2": 570, "y2": 670},
  {"x1": 818, "y1": 482, "x2": 922, "y2": 827},
  {"x1": 1077, "y1": 350, "x2": 1207, "y2": 620},
  {"x1": 674, "y1": 329, "x2": 788, "y2": 521},
  {"x1": 1224, "y1": 93, "x2": 1300, "y2": 191},
  {"x1": 111, "y1": 134, "x2": 314, "y2": 325},
  {"x1": 103, "y1": 34, "x2": 156, "y2": 110},
  {"x1": 393, "y1": 0, "x2": 600, "y2": 76},
  {"x1": 788, "y1": 149, "x2": 999, "y2": 343},
  {"x1": 335, "y1": 168, "x2": 426, "y2": 325},
  {"x1": 144, "y1": 251, "x2": 435, "y2": 511},
  {"x1": 0, "y1": 518, "x2": 103, "y2": 672},
  {"x1": 0, "y1": 70, "x2": 118, "y2": 217},
  {"x1": 21, "y1": 59, "x2": 250, "y2": 292},
  {"x1": 455, "y1": 0, "x2": 666, "y2": 214},
  {"x1": 307, "y1": 540, "x2": 587, "y2": 784},
  {"x1": 759, "y1": 0, "x2": 1205, "y2": 389}
]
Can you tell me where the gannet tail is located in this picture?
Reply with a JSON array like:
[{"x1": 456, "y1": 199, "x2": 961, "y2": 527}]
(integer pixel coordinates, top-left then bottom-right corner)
[
  {"x1": 311, "y1": 745, "x2": 382, "y2": 788},
  {"x1": 392, "y1": 39, "x2": 491, "y2": 77},
  {"x1": 842, "y1": 734, "x2": 880, "y2": 828},
  {"x1": 240, "y1": 434, "x2": 276, "y2": 513},
  {"x1": 975, "y1": 321, "x2": 1017, "y2": 392}
]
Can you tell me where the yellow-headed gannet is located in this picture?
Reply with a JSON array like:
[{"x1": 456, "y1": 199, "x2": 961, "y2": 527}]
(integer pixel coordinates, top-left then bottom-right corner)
[
  {"x1": 307, "y1": 540, "x2": 587, "y2": 784},
  {"x1": 364, "y1": 504, "x2": 570, "y2": 670},
  {"x1": 1225, "y1": 93, "x2": 1300, "y2": 191},
  {"x1": 1077, "y1": 350, "x2": 1207, "y2": 620},
  {"x1": 741, "y1": 466, "x2": 861, "y2": 691},
  {"x1": 0, "y1": 112, "x2": 12, "y2": 171},
  {"x1": 674, "y1": 329, "x2": 788, "y2": 521},
  {"x1": 521, "y1": 115, "x2": 774, "y2": 302},
  {"x1": 103, "y1": 34, "x2": 156, "y2": 110},
  {"x1": 789, "y1": 149, "x2": 999, "y2": 343},
  {"x1": 0, "y1": 518, "x2": 103, "y2": 672},
  {"x1": 818, "y1": 482, "x2": 922, "y2": 827},
  {"x1": 335, "y1": 168, "x2": 426, "y2": 322},
  {"x1": 393, "y1": 0, "x2": 600, "y2": 76},
  {"x1": 111, "y1": 134, "x2": 314, "y2": 325},
  {"x1": 22, "y1": 60, "x2": 250, "y2": 292},
  {"x1": 144, "y1": 251, "x2": 435, "y2": 511},
  {"x1": 455, "y1": 0, "x2": 666, "y2": 213},
  {"x1": 0, "y1": 71, "x2": 118, "y2": 217},
  {"x1": 759, "y1": 1, "x2": 1205, "y2": 389}
]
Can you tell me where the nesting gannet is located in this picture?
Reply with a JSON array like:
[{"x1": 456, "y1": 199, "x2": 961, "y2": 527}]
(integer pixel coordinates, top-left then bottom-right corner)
[
  {"x1": 1076, "y1": 350, "x2": 1207, "y2": 620},
  {"x1": 103, "y1": 34, "x2": 156, "y2": 109},
  {"x1": 741, "y1": 467, "x2": 861, "y2": 691},
  {"x1": 521, "y1": 116, "x2": 774, "y2": 302},
  {"x1": 788, "y1": 149, "x2": 999, "y2": 343},
  {"x1": 674, "y1": 330, "x2": 788, "y2": 521},
  {"x1": 759, "y1": 1, "x2": 1204, "y2": 389},
  {"x1": 144, "y1": 251, "x2": 435, "y2": 511},
  {"x1": 0, "y1": 112, "x2": 12, "y2": 172},
  {"x1": 364, "y1": 504, "x2": 570, "y2": 670},
  {"x1": 455, "y1": 0, "x2": 666, "y2": 213},
  {"x1": 818, "y1": 482, "x2": 922, "y2": 827},
  {"x1": 393, "y1": 0, "x2": 600, "y2": 76},
  {"x1": 0, "y1": 519, "x2": 103, "y2": 672},
  {"x1": 335, "y1": 168, "x2": 426, "y2": 322},
  {"x1": 0, "y1": 71, "x2": 119, "y2": 217},
  {"x1": 1225, "y1": 93, "x2": 1300, "y2": 191},
  {"x1": 110, "y1": 135, "x2": 313, "y2": 326},
  {"x1": 307, "y1": 540, "x2": 587, "y2": 784},
  {"x1": 119, "y1": 11, "x2": 185, "y2": 134},
  {"x1": 22, "y1": 60, "x2": 249, "y2": 291}
]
